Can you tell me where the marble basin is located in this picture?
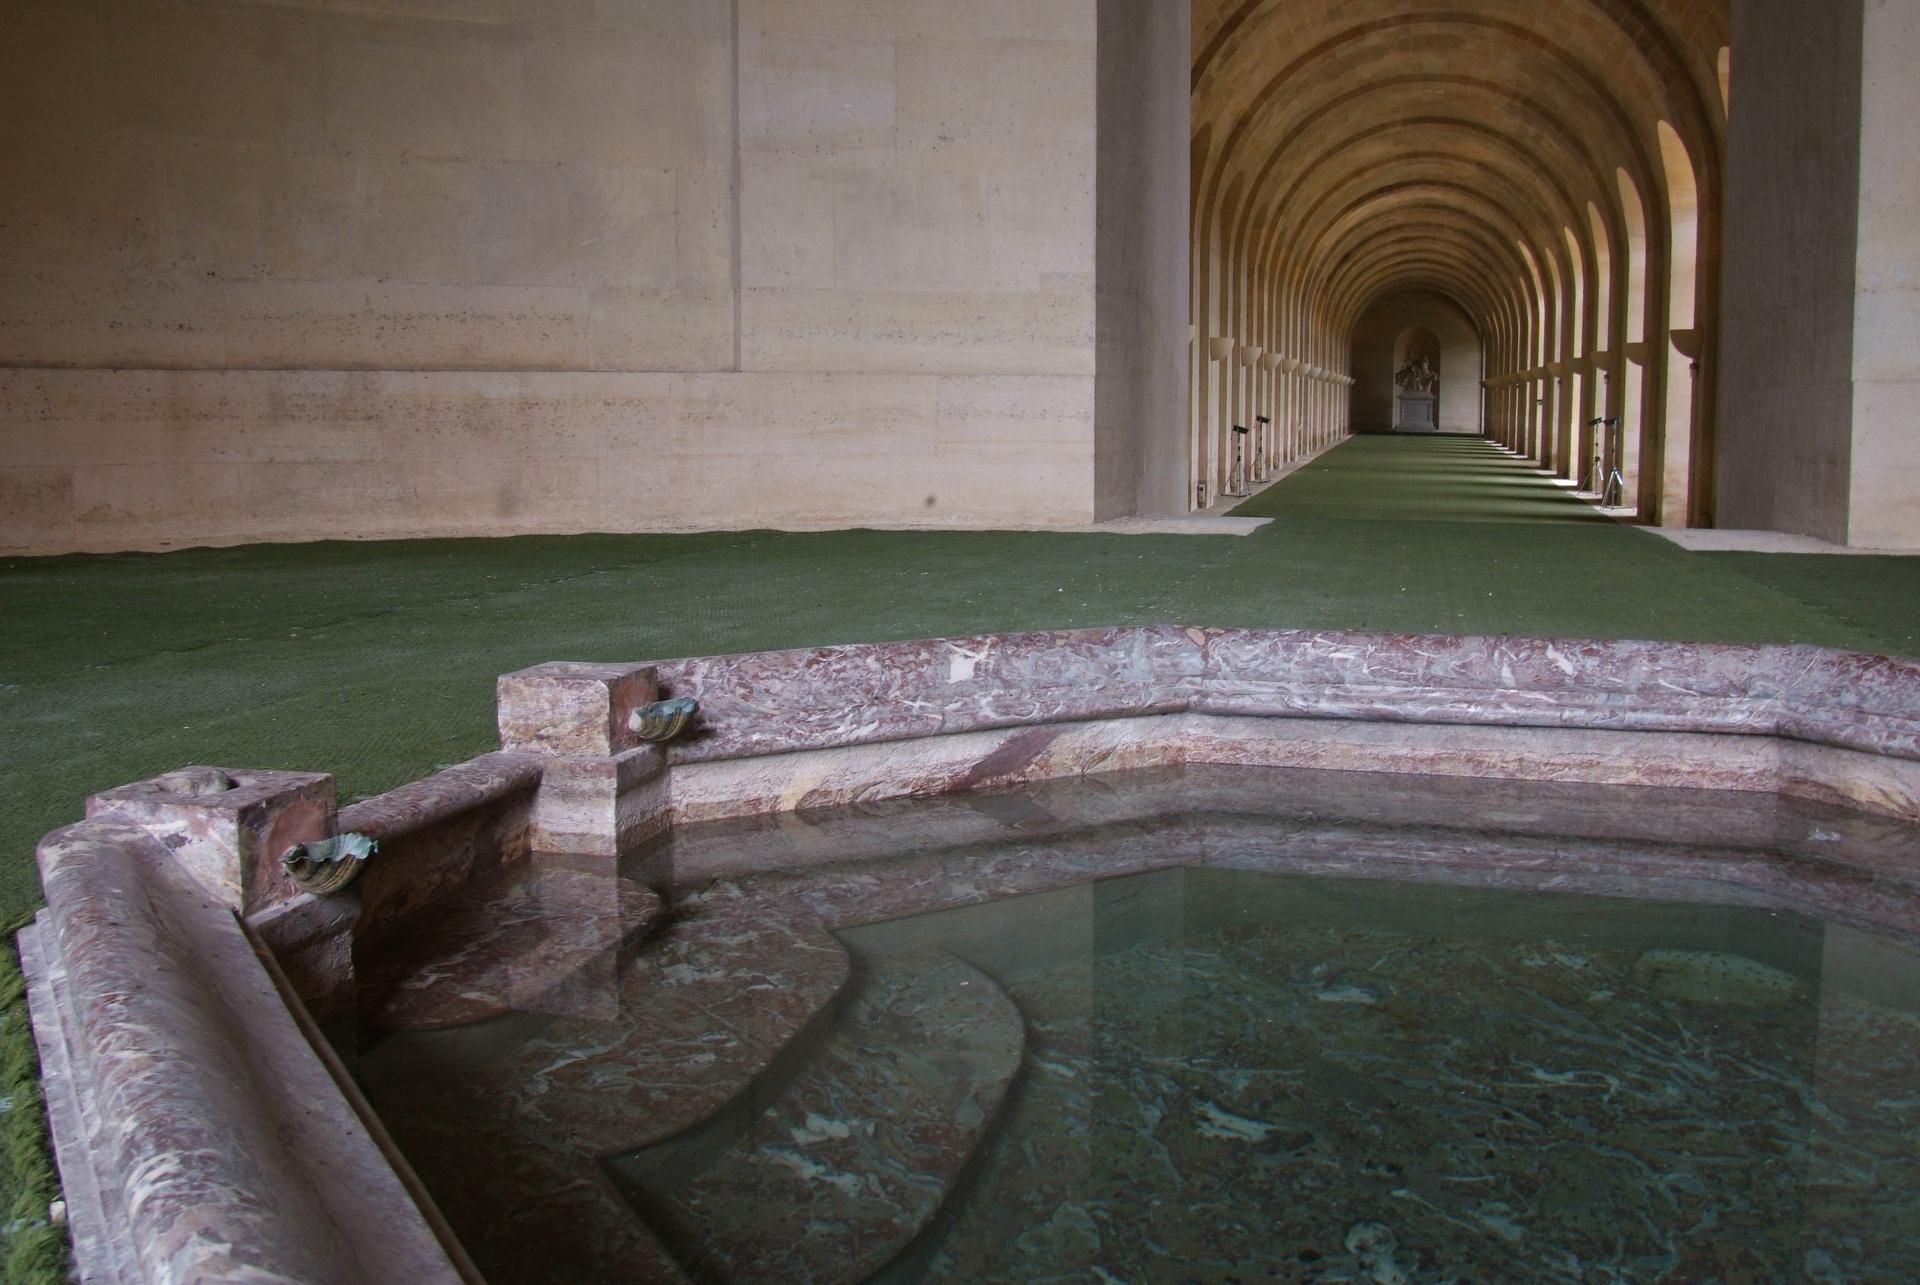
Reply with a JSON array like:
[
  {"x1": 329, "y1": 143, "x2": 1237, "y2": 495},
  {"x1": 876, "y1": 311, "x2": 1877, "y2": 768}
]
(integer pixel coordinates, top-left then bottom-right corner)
[{"x1": 20, "y1": 627, "x2": 1920, "y2": 1282}]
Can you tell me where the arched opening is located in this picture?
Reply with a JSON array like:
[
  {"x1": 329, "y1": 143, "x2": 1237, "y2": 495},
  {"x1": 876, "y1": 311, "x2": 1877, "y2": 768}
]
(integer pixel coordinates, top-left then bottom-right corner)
[
  {"x1": 1518, "y1": 240, "x2": 1551, "y2": 461},
  {"x1": 1583, "y1": 202, "x2": 1614, "y2": 493},
  {"x1": 1658, "y1": 120, "x2": 1702, "y2": 528},
  {"x1": 1561, "y1": 226, "x2": 1589, "y2": 481},
  {"x1": 1542, "y1": 247, "x2": 1570, "y2": 473},
  {"x1": 1616, "y1": 168, "x2": 1651, "y2": 510}
]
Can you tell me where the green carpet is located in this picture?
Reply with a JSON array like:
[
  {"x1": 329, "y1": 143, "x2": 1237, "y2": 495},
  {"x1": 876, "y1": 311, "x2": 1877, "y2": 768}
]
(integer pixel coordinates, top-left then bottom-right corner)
[
  {"x1": 1230, "y1": 434, "x2": 1614, "y2": 524},
  {"x1": 3, "y1": 435, "x2": 1916, "y2": 925},
  {"x1": 2, "y1": 431, "x2": 1918, "y2": 1278},
  {"x1": 0, "y1": 923, "x2": 63, "y2": 1283}
]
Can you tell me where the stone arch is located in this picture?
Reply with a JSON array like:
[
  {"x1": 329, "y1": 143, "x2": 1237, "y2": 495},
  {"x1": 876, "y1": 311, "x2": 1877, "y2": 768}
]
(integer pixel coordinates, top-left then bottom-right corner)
[
  {"x1": 1657, "y1": 119, "x2": 1703, "y2": 525},
  {"x1": 1190, "y1": 0, "x2": 1729, "y2": 519},
  {"x1": 1615, "y1": 166, "x2": 1651, "y2": 499}
]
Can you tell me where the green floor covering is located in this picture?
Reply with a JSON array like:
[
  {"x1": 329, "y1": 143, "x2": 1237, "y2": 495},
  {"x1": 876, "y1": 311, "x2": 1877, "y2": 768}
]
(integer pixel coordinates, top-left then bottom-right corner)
[
  {"x1": 2, "y1": 431, "x2": 1918, "y2": 1276},
  {"x1": 4, "y1": 433, "x2": 1918, "y2": 926}
]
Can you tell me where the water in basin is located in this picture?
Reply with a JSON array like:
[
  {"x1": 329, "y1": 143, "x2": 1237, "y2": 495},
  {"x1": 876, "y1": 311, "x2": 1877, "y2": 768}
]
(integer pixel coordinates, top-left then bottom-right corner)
[{"x1": 352, "y1": 768, "x2": 1920, "y2": 1282}]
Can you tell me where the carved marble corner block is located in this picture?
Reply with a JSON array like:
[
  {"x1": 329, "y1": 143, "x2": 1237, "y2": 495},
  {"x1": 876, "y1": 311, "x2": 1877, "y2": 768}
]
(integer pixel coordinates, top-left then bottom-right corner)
[
  {"x1": 84, "y1": 766, "x2": 335, "y2": 912},
  {"x1": 498, "y1": 662, "x2": 671, "y2": 855}
]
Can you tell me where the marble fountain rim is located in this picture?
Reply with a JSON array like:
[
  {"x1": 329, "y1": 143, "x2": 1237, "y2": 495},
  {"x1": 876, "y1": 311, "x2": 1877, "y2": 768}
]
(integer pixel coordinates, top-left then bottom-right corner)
[
  {"x1": 537, "y1": 625, "x2": 1920, "y2": 765},
  {"x1": 24, "y1": 625, "x2": 1920, "y2": 1284}
]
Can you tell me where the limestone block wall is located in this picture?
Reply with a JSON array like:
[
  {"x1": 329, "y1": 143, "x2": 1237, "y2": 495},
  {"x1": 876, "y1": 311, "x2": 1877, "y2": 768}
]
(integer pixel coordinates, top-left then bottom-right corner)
[
  {"x1": 1093, "y1": 0, "x2": 1191, "y2": 518},
  {"x1": 1719, "y1": 0, "x2": 1920, "y2": 550},
  {"x1": 1849, "y1": 0, "x2": 1920, "y2": 549},
  {"x1": 0, "y1": 0, "x2": 1181, "y2": 554},
  {"x1": 0, "y1": 0, "x2": 738, "y2": 372},
  {"x1": 736, "y1": 1, "x2": 1095, "y2": 378},
  {"x1": 1716, "y1": 0, "x2": 1863, "y2": 546}
]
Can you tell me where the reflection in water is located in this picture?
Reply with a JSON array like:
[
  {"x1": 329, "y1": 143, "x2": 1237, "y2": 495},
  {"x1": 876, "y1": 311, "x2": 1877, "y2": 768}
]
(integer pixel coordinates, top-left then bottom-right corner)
[
  {"x1": 354, "y1": 768, "x2": 1920, "y2": 1283},
  {"x1": 862, "y1": 869, "x2": 1920, "y2": 1283}
]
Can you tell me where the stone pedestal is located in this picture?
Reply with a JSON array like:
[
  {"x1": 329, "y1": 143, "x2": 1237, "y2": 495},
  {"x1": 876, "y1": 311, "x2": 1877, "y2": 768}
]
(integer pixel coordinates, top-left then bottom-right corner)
[
  {"x1": 1397, "y1": 392, "x2": 1437, "y2": 431},
  {"x1": 85, "y1": 767, "x2": 334, "y2": 910},
  {"x1": 497, "y1": 661, "x2": 673, "y2": 854}
]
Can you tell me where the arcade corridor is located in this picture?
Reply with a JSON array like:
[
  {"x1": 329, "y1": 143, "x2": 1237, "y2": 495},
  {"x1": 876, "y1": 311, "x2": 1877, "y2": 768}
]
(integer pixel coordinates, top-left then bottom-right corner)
[
  {"x1": 7, "y1": 0, "x2": 1920, "y2": 1277},
  {"x1": 1232, "y1": 435, "x2": 1615, "y2": 525}
]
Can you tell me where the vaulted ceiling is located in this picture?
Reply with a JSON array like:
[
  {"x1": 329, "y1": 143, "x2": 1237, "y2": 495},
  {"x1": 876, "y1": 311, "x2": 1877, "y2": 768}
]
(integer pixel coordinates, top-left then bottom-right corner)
[{"x1": 1192, "y1": 0, "x2": 1728, "y2": 351}]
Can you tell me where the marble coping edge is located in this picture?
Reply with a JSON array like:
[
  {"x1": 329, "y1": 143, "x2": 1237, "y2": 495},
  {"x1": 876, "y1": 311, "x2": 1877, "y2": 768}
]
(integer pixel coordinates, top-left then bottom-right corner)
[
  {"x1": 29, "y1": 626, "x2": 1920, "y2": 1282},
  {"x1": 657, "y1": 711, "x2": 1920, "y2": 829},
  {"x1": 24, "y1": 818, "x2": 470, "y2": 1285},
  {"x1": 495, "y1": 627, "x2": 1920, "y2": 769}
]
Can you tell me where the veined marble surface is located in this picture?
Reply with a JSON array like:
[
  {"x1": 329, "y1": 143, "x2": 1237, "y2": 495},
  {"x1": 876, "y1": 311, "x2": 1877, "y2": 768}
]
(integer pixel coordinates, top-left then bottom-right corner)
[
  {"x1": 351, "y1": 766, "x2": 1920, "y2": 1283},
  {"x1": 609, "y1": 950, "x2": 1022, "y2": 1283},
  {"x1": 496, "y1": 628, "x2": 1920, "y2": 847},
  {"x1": 617, "y1": 626, "x2": 1920, "y2": 765},
  {"x1": 23, "y1": 818, "x2": 466, "y2": 1284},
  {"x1": 32, "y1": 625, "x2": 1920, "y2": 1284},
  {"x1": 892, "y1": 868, "x2": 1920, "y2": 1283}
]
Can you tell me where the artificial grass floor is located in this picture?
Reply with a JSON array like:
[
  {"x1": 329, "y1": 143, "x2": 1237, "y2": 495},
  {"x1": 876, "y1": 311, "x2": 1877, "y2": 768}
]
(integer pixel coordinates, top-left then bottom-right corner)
[
  {"x1": 1, "y1": 431, "x2": 1917, "y2": 1278},
  {"x1": 4, "y1": 434, "x2": 1918, "y2": 927}
]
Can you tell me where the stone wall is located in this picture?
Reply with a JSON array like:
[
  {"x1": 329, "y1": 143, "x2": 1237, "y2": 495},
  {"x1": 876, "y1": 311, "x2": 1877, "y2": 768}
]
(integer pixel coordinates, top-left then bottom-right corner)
[
  {"x1": 1716, "y1": 0, "x2": 1863, "y2": 545},
  {"x1": 1718, "y1": 0, "x2": 1920, "y2": 550},
  {"x1": 1, "y1": 0, "x2": 737, "y2": 372},
  {"x1": 2, "y1": 0, "x2": 1180, "y2": 554},
  {"x1": 1094, "y1": 0, "x2": 1191, "y2": 518},
  {"x1": 1850, "y1": 0, "x2": 1920, "y2": 549}
]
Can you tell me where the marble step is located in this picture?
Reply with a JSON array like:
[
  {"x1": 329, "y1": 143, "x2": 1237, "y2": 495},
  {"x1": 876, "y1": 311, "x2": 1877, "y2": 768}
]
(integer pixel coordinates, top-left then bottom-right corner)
[
  {"x1": 364, "y1": 894, "x2": 855, "y2": 1151},
  {"x1": 609, "y1": 949, "x2": 1025, "y2": 1285},
  {"x1": 358, "y1": 857, "x2": 666, "y2": 1032},
  {"x1": 359, "y1": 889, "x2": 856, "y2": 1281}
]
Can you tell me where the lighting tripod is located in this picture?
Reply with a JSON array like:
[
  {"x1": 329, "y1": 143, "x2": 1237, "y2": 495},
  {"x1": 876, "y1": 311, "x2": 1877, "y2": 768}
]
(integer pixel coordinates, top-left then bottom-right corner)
[
  {"x1": 1585, "y1": 417, "x2": 1626, "y2": 508},
  {"x1": 1227, "y1": 424, "x2": 1252, "y2": 497}
]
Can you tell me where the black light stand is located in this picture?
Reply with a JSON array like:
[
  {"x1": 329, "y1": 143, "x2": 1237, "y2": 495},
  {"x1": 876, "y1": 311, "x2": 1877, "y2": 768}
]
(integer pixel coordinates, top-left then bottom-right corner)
[
  {"x1": 1228, "y1": 425, "x2": 1251, "y2": 497},
  {"x1": 1254, "y1": 415, "x2": 1271, "y2": 481},
  {"x1": 1598, "y1": 418, "x2": 1625, "y2": 508}
]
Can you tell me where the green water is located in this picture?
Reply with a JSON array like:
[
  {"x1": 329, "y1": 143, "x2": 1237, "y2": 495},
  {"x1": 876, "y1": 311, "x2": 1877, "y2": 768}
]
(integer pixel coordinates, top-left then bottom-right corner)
[{"x1": 858, "y1": 869, "x2": 1920, "y2": 1283}]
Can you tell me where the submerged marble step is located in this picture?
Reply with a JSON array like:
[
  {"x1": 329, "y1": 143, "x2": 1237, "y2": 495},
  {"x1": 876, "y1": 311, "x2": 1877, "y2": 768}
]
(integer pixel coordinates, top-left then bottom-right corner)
[
  {"x1": 364, "y1": 891, "x2": 855, "y2": 1149},
  {"x1": 360, "y1": 884, "x2": 856, "y2": 1281},
  {"x1": 610, "y1": 949, "x2": 1025, "y2": 1285},
  {"x1": 472, "y1": 890, "x2": 855, "y2": 1153},
  {"x1": 358, "y1": 857, "x2": 666, "y2": 1031}
]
